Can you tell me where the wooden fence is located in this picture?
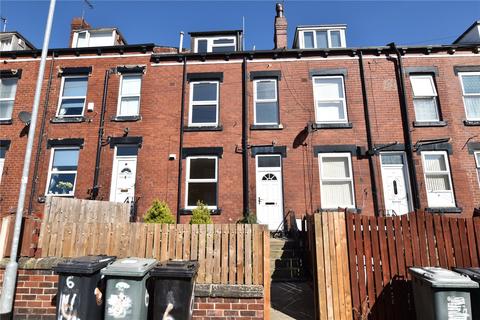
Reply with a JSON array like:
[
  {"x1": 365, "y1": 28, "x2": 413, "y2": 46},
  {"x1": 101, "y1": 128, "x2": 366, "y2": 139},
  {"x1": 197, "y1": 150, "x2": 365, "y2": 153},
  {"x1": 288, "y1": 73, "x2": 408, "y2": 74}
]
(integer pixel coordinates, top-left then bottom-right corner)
[
  {"x1": 0, "y1": 215, "x2": 41, "y2": 259},
  {"x1": 306, "y1": 212, "x2": 352, "y2": 320},
  {"x1": 347, "y1": 211, "x2": 480, "y2": 320},
  {"x1": 306, "y1": 211, "x2": 480, "y2": 320}
]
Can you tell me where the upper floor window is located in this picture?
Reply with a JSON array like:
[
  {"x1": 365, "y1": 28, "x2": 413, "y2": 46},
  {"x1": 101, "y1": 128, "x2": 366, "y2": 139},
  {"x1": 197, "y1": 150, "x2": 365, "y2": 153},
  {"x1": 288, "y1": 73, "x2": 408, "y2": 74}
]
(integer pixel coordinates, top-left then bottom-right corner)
[
  {"x1": 410, "y1": 75, "x2": 440, "y2": 122},
  {"x1": 300, "y1": 29, "x2": 345, "y2": 49},
  {"x1": 57, "y1": 76, "x2": 88, "y2": 117},
  {"x1": 312, "y1": 76, "x2": 347, "y2": 123},
  {"x1": 194, "y1": 37, "x2": 236, "y2": 53},
  {"x1": 0, "y1": 78, "x2": 18, "y2": 120},
  {"x1": 475, "y1": 151, "x2": 480, "y2": 188},
  {"x1": 254, "y1": 79, "x2": 279, "y2": 125},
  {"x1": 189, "y1": 81, "x2": 219, "y2": 126},
  {"x1": 186, "y1": 156, "x2": 218, "y2": 209},
  {"x1": 0, "y1": 146, "x2": 6, "y2": 184},
  {"x1": 117, "y1": 74, "x2": 142, "y2": 117},
  {"x1": 318, "y1": 153, "x2": 355, "y2": 209},
  {"x1": 421, "y1": 151, "x2": 455, "y2": 208},
  {"x1": 459, "y1": 72, "x2": 480, "y2": 120},
  {"x1": 46, "y1": 147, "x2": 80, "y2": 196}
]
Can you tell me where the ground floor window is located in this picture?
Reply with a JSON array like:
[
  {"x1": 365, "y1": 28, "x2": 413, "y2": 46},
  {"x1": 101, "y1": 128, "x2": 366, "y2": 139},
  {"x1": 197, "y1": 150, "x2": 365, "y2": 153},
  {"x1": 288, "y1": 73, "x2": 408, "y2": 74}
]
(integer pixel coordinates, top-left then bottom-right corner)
[
  {"x1": 0, "y1": 146, "x2": 6, "y2": 184},
  {"x1": 318, "y1": 153, "x2": 355, "y2": 209},
  {"x1": 185, "y1": 156, "x2": 218, "y2": 209},
  {"x1": 46, "y1": 147, "x2": 80, "y2": 196},
  {"x1": 421, "y1": 151, "x2": 455, "y2": 207}
]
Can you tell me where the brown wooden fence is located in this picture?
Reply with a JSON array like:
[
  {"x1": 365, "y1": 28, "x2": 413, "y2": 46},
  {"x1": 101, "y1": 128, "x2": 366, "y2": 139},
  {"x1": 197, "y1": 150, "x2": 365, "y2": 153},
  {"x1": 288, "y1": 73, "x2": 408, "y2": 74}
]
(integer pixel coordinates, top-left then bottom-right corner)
[
  {"x1": 0, "y1": 215, "x2": 41, "y2": 258},
  {"x1": 306, "y1": 211, "x2": 480, "y2": 320},
  {"x1": 38, "y1": 222, "x2": 270, "y2": 286},
  {"x1": 347, "y1": 211, "x2": 480, "y2": 320},
  {"x1": 306, "y1": 212, "x2": 352, "y2": 320}
]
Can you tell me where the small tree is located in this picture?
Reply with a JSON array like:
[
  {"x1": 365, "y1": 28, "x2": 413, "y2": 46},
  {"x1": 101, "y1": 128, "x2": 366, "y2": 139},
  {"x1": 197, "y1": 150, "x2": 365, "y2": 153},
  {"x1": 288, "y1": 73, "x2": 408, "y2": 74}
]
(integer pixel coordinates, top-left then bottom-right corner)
[
  {"x1": 143, "y1": 200, "x2": 175, "y2": 224},
  {"x1": 189, "y1": 201, "x2": 213, "y2": 224}
]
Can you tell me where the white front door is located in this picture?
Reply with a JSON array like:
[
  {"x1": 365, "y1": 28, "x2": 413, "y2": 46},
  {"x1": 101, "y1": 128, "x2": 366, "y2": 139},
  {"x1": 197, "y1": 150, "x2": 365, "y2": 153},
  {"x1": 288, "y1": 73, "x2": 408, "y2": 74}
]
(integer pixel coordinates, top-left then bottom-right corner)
[
  {"x1": 256, "y1": 155, "x2": 284, "y2": 230},
  {"x1": 110, "y1": 146, "x2": 138, "y2": 203},
  {"x1": 380, "y1": 152, "x2": 412, "y2": 216}
]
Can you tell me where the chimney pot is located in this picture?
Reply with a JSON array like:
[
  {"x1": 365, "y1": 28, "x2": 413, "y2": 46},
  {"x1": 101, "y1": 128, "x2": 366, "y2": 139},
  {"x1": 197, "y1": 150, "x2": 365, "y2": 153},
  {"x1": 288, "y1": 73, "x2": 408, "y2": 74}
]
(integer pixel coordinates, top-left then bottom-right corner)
[{"x1": 274, "y1": 3, "x2": 288, "y2": 49}]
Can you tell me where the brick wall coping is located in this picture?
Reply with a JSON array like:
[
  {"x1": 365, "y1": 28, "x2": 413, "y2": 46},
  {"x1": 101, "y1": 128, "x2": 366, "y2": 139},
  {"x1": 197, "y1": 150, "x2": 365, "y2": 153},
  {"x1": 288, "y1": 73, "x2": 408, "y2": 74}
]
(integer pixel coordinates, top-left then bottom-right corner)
[{"x1": 0, "y1": 257, "x2": 66, "y2": 270}]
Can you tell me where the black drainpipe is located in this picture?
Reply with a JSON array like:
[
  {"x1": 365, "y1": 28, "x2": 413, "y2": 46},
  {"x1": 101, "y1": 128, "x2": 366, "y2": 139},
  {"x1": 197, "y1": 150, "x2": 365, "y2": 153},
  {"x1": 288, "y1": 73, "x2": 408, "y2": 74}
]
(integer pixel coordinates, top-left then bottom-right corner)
[
  {"x1": 28, "y1": 53, "x2": 55, "y2": 215},
  {"x1": 388, "y1": 43, "x2": 420, "y2": 209},
  {"x1": 242, "y1": 57, "x2": 249, "y2": 217},
  {"x1": 91, "y1": 69, "x2": 111, "y2": 199},
  {"x1": 176, "y1": 56, "x2": 187, "y2": 223},
  {"x1": 358, "y1": 51, "x2": 379, "y2": 215}
]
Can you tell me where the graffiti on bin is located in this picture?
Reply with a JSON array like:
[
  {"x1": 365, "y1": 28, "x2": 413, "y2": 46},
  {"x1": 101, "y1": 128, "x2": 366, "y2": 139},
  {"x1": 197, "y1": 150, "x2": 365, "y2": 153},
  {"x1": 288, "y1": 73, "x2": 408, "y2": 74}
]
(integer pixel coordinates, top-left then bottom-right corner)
[
  {"x1": 447, "y1": 296, "x2": 470, "y2": 320},
  {"x1": 58, "y1": 276, "x2": 80, "y2": 320},
  {"x1": 107, "y1": 282, "x2": 133, "y2": 318},
  {"x1": 162, "y1": 291, "x2": 175, "y2": 320}
]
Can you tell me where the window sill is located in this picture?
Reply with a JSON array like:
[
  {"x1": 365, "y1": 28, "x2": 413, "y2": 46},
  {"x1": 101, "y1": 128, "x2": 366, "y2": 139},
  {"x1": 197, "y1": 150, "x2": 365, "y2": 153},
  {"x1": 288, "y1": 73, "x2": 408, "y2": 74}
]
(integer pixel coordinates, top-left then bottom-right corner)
[
  {"x1": 250, "y1": 124, "x2": 284, "y2": 130},
  {"x1": 312, "y1": 122, "x2": 353, "y2": 129},
  {"x1": 0, "y1": 119, "x2": 13, "y2": 125},
  {"x1": 413, "y1": 121, "x2": 448, "y2": 127},
  {"x1": 425, "y1": 207, "x2": 462, "y2": 214},
  {"x1": 318, "y1": 207, "x2": 361, "y2": 214},
  {"x1": 50, "y1": 116, "x2": 86, "y2": 123},
  {"x1": 179, "y1": 208, "x2": 222, "y2": 215},
  {"x1": 111, "y1": 115, "x2": 142, "y2": 122},
  {"x1": 464, "y1": 120, "x2": 480, "y2": 126},
  {"x1": 184, "y1": 125, "x2": 223, "y2": 132}
]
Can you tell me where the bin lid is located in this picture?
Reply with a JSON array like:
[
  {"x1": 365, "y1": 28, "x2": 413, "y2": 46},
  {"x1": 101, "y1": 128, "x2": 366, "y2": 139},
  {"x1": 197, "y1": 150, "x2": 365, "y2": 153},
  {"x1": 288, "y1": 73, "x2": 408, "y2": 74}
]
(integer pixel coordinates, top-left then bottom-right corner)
[
  {"x1": 150, "y1": 260, "x2": 199, "y2": 279},
  {"x1": 453, "y1": 267, "x2": 480, "y2": 282},
  {"x1": 53, "y1": 255, "x2": 116, "y2": 275},
  {"x1": 101, "y1": 257, "x2": 157, "y2": 277},
  {"x1": 409, "y1": 267, "x2": 480, "y2": 288}
]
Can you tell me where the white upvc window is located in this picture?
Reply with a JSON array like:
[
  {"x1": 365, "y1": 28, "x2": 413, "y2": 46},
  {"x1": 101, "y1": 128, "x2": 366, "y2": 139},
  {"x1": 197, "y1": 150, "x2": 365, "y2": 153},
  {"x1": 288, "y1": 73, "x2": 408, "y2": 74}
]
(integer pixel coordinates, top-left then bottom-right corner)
[
  {"x1": 474, "y1": 151, "x2": 480, "y2": 189},
  {"x1": 194, "y1": 36, "x2": 236, "y2": 53},
  {"x1": 421, "y1": 151, "x2": 455, "y2": 208},
  {"x1": 73, "y1": 30, "x2": 115, "y2": 48},
  {"x1": 254, "y1": 79, "x2": 279, "y2": 125},
  {"x1": 301, "y1": 29, "x2": 345, "y2": 49},
  {"x1": 410, "y1": 75, "x2": 440, "y2": 122},
  {"x1": 0, "y1": 78, "x2": 18, "y2": 120},
  {"x1": 459, "y1": 72, "x2": 480, "y2": 120},
  {"x1": 185, "y1": 156, "x2": 218, "y2": 209},
  {"x1": 0, "y1": 147, "x2": 6, "y2": 184},
  {"x1": 56, "y1": 76, "x2": 88, "y2": 117},
  {"x1": 45, "y1": 147, "x2": 80, "y2": 197},
  {"x1": 318, "y1": 153, "x2": 355, "y2": 209},
  {"x1": 313, "y1": 76, "x2": 348, "y2": 123},
  {"x1": 189, "y1": 81, "x2": 219, "y2": 126},
  {"x1": 117, "y1": 74, "x2": 142, "y2": 117},
  {"x1": 0, "y1": 38, "x2": 12, "y2": 51}
]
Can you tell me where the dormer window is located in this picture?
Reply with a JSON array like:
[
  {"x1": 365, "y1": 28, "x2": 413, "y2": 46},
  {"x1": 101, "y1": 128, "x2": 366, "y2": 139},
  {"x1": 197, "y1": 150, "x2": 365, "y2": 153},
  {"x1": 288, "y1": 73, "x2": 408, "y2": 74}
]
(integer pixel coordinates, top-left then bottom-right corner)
[
  {"x1": 195, "y1": 36, "x2": 236, "y2": 53},
  {"x1": 294, "y1": 26, "x2": 346, "y2": 49},
  {"x1": 72, "y1": 29, "x2": 123, "y2": 48},
  {"x1": 0, "y1": 38, "x2": 12, "y2": 51}
]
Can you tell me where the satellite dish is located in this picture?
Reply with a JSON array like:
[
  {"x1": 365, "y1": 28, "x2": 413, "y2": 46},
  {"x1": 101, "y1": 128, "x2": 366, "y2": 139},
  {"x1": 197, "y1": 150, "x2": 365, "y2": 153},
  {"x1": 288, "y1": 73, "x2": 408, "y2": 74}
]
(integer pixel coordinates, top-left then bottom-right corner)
[{"x1": 18, "y1": 111, "x2": 31, "y2": 126}]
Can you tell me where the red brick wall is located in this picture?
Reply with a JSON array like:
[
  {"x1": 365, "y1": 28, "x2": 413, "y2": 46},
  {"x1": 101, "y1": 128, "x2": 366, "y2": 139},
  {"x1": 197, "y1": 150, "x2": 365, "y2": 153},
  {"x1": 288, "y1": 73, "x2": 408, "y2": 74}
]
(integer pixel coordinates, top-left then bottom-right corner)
[{"x1": 0, "y1": 268, "x2": 264, "y2": 319}]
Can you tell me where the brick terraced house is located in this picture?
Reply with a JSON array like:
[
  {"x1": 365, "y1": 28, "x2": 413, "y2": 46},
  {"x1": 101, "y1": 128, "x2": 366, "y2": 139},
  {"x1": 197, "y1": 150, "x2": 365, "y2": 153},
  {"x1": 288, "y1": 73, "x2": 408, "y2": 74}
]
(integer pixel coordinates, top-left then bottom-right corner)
[{"x1": 2, "y1": 8, "x2": 480, "y2": 230}]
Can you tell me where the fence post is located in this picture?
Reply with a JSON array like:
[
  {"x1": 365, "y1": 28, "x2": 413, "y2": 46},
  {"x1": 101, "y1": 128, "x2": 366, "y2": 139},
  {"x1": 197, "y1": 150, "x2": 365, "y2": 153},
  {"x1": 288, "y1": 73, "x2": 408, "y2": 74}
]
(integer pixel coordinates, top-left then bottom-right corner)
[{"x1": 262, "y1": 225, "x2": 271, "y2": 320}]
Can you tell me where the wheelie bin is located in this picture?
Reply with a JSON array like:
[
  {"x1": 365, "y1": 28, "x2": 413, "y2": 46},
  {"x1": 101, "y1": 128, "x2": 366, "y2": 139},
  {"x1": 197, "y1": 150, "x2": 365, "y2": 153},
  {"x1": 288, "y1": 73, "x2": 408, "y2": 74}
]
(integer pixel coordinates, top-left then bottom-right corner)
[{"x1": 453, "y1": 267, "x2": 480, "y2": 320}]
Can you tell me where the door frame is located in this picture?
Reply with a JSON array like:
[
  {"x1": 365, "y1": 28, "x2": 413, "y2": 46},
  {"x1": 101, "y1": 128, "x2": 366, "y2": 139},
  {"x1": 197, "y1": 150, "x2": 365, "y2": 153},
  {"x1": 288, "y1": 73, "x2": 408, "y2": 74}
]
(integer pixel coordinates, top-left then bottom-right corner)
[
  {"x1": 255, "y1": 154, "x2": 285, "y2": 229},
  {"x1": 109, "y1": 145, "x2": 138, "y2": 202},
  {"x1": 379, "y1": 151, "x2": 413, "y2": 215}
]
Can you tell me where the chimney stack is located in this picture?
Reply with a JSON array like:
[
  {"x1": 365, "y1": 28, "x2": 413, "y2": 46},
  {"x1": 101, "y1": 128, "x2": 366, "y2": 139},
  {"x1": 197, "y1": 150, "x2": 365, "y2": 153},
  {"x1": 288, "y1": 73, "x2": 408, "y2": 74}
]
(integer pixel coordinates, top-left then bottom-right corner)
[{"x1": 274, "y1": 3, "x2": 288, "y2": 49}]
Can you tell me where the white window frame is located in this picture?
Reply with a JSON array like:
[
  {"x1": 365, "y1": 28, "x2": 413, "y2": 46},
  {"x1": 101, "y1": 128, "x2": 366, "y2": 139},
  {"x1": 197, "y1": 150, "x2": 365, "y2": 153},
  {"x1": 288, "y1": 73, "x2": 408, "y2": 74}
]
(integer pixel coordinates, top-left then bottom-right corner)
[
  {"x1": 194, "y1": 36, "x2": 236, "y2": 53},
  {"x1": 253, "y1": 79, "x2": 279, "y2": 125},
  {"x1": 299, "y1": 29, "x2": 346, "y2": 49},
  {"x1": 72, "y1": 30, "x2": 116, "y2": 48},
  {"x1": 0, "y1": 38, "x2": 12, "y2": 51},
  {"x1": 188, "y1": 81, "x2": 219, "y2": 127},
  {"x1": 116, "y1": 74, "x2": 142, "y2": 117},
  {"x1": 474, "y1": 151, "x2": 480, "y2": 189},
  {"x1": 56, "y1": 75, "x2": 88, "y2": 117},
  {"x1": 0, "y1": 147, "x2": 6, "y2": 184},
  {"x1": 459, "y1": 72, "x2": 480, "y2": 120},
  {"x1": 318, "y1": 153, "x2": 355, "y2": 209},
  {"x1": 45, "y1": 147, "x2": 80, "y2": 197},
  {"x1": 109, "y1": 145, "x2": 138, "y2": 202},
  {"x1": 0, "y1": 77, "x2": 18, "y2": 120},
  {"x1": 185, "y1": 156, "x2": 218, "y2": 210},
  {"x1": 410, "y1": 75, "x2": 440, "y2": 122},
  {"x1": 421, "y1": 151, "x2": 455, "y2": 208},
  {"x1": 312, "y1": 75, "x2": 348, "y2": 124}
]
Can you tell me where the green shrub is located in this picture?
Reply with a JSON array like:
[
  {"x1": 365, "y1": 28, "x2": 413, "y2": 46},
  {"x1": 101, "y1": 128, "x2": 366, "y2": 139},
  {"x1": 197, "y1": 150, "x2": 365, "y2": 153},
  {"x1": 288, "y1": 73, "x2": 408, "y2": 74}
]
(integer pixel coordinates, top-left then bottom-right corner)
[
  {"x1": 189, "y1": 201, "x2": 213, "y2": 224},
  {"x1": 143, "y1": 200, "x2": 175, "y2": 224},
  {"x1": 237, "y1": 212, "x2": 257, "y2": 224}
]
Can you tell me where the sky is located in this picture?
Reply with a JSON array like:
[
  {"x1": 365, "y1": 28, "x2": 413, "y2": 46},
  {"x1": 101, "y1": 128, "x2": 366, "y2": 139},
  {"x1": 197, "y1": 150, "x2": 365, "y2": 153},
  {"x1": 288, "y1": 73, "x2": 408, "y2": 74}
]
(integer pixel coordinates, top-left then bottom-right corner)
[{"x1": 0, "y1": 1, "x2": 479, "y2": 50}]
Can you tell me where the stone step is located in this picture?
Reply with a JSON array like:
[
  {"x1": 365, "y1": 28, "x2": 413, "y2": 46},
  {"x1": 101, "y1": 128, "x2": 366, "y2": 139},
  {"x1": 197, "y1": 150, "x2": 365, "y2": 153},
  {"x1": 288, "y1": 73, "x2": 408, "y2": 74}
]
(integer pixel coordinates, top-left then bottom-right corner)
[
  {"x1": 271, "y1": 268, "x2": 308, "y2": 282},
  {"x1": 269, "y1": 239, "x2": 299, "y2": 250},
  {"x1": 270, "y1": 258, "x2": 303, "y2": 269}
]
